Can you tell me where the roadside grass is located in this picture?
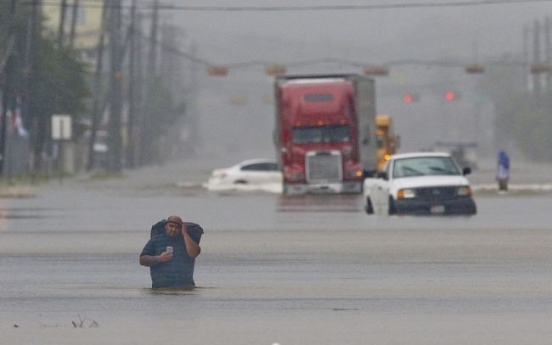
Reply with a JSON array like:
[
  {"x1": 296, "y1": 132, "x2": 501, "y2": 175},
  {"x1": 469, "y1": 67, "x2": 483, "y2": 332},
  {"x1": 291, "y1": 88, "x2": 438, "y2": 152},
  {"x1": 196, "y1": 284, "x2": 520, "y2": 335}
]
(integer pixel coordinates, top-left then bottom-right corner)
[
  {"x1": 0, "y1": 183, "x2": 38, "y2": 198},
  {"x1": 85, "y1": 169, "x2": 125, "y2": 181},
  {"x1": 0, "y1": 170, "x2": 127, "y2": 198},
  {"x1": 0, "y1": 171, "x2": 75, "y2": 198},
  {"x1": 0, "y1": 174, "x2": 38, "y2": 198}
]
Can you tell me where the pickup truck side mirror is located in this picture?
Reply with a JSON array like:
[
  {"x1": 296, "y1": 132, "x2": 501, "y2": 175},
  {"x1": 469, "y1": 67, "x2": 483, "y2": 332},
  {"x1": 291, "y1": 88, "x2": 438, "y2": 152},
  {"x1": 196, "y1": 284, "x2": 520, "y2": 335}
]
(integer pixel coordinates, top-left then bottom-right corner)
[{"x1": 462, "y1": 167, "x2": 472, "y2": 176}]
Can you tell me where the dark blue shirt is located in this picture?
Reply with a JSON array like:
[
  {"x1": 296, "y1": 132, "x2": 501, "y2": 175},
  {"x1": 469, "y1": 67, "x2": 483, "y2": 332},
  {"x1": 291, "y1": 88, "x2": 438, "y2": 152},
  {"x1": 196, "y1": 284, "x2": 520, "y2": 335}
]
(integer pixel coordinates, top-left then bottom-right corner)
[{"x1": 140, "y1": 232, "x2": 198, "y2": 289}]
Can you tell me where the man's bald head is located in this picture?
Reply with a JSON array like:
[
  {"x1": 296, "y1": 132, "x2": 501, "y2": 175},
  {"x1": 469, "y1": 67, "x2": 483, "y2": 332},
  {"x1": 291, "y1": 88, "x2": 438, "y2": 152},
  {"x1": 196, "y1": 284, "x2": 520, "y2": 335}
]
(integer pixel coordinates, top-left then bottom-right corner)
[
  {"x1": 165, "y1": 215, "x2": 184, "y2": 237},
  {"x1": 167, "y1": 215, "x2": 183, "y2": 225}
]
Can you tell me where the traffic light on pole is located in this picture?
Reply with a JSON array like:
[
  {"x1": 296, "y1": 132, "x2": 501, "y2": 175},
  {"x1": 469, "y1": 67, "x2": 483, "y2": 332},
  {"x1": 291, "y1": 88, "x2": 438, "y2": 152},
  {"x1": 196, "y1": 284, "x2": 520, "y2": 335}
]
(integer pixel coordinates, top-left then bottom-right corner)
[
  {"x1": 402, "y1": 93, "x2": 419, "y2": 103},
  {"x1": 530, "y1": 63, "x2": 551, "y2": 74},
  {"x1": 465, "y1": 63, "x2": 485, "y2": 74},
  {"x1": 444, "y1": 91, "x2": 460, "y2": 101},
  {"x1": 207, "y1": 66, "x2": 229, "y2": 76},
  {"x1": 363, "y1": 66, "x2": 390, "y2": 76},
  {"x1": 265, "y1": 64, "x2": 286, "y2": 76}
]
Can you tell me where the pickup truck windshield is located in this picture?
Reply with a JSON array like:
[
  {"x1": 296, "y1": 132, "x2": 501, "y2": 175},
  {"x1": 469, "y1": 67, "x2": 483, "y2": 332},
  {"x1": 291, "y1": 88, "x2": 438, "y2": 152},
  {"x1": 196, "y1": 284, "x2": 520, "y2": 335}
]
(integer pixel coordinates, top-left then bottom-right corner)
[
  {"x1": 292, "y1": 125, "x2": 350, "y2": 144},
  {"x1": 393, "y1": 156, "x2": 460, "y2": 178}
]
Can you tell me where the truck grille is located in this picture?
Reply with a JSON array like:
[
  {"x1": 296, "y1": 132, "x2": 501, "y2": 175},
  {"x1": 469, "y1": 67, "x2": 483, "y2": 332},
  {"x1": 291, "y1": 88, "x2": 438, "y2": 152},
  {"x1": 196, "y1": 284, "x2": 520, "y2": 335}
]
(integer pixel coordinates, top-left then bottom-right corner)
[
  {"x1": 416, "y1": 187, "x2": 457, "y2": 201},
  {"x1": 306, "y1": 151, "x2": 342, "y2": 182}
]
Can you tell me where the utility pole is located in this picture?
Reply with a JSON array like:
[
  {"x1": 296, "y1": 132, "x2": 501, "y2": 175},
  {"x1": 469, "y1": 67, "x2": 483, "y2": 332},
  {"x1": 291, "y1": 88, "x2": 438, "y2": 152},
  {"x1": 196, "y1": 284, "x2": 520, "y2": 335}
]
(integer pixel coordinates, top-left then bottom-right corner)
[
  {"x1": 188, "y1": 40, "x2": 200, "y2": 156},
  {"x1": 147, "y1": 0, "x2": 159, "y2": 86},
  {"x1": 139, "y1": 0, "x2": 159, "y2": 165},
  {"x1": 69, "y1": 0, "x2": 81, "y2": 48},
  {"x1": 58, "y1": 0, "x2": 68, "y2": 46},
  {"x1": 0, "y1": 0, "x2": 17, "y2": 176},
  {"x1": 87, "y1": 0, "x2": 109, "y2": 171},
  {"x1": 107, "y1": 0, "x2": 123, "y2": 172},
  {"x1": 545, "y1": 17, "x2": 551, "y2": 88},
  {"x1": 160, "y1": 24, "x2": 177, "y2": 98},
  {"x1": 523, "y1": 25, "x2": 531, "y2": 91},
  {"x1": 134, "y1": 12, "x2": 145, "y2": 167},
  {"x1": 126, "y1": 0, "x2": 138, "y2": 168},
  {"x1": 28, "y1": 0, "x2": 42, "y2": 180},
  {"x1": 533, "y1": 19, "x2": 542, "y2": 96}
]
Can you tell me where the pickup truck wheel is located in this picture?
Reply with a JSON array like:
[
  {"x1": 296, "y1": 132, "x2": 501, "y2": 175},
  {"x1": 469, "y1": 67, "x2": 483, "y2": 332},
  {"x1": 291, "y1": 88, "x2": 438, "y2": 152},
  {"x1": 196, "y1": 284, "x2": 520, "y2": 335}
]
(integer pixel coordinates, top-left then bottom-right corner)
[
  {"x1": 388, "y1": 196, "x2": 396, "y2": 215},
  {"x1": 364, "y1": 197, "x2": 374, "y2": 214}
]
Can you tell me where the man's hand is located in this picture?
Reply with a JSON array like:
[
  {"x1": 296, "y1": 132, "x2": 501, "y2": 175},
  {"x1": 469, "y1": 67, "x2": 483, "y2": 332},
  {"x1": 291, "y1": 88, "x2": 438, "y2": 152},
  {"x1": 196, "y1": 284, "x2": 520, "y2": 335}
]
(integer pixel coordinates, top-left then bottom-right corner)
[
  {"x1": 181, "y1": 224, "x2": 188, "y2": 236},
  {"x1": 158, "y1": 250, "x2": 173, "y2": 263},
  {"x1": 182, "y1": 228, "x2": 201, "y2": 258},
  {"x1": 140, "y1": 251, "x2": 172, "y2": 267}
]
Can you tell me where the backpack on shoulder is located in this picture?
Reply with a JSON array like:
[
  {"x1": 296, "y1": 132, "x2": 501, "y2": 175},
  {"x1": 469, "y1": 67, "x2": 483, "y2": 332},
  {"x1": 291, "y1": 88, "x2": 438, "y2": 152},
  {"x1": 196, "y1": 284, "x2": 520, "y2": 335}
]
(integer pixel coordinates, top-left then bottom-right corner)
[{"x1": 150, "y1": 219, "x2": 204, "y2": 244}]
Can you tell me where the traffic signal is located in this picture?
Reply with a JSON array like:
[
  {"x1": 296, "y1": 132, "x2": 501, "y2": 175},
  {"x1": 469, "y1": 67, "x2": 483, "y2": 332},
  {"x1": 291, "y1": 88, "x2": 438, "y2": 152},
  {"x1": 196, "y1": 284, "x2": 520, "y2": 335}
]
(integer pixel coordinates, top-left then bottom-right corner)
[
  {"x1": 265, "y1": 64, "x2": 286, "y2": 76},
  {"x1": 530, "y1": 63, "x2": 551, "y2": 74},
  {"x1": 444, "y1": 91, "x2": 459, "y2": 101},
  {"x1": 465, "y1": 63, "x2": 485, "y2": 74},
  {"x1": 363, "y1": 66, "x2": 390, "y2": 76},
  {"x1": 402, "y1": 93, "x2": 419, "y2": 103},
  {"x1": 229, "y1": 96, "x2": 246, "y2": 105},
  {"x1": 207, "y1": 66, "x2": 229, "y2": 76}
]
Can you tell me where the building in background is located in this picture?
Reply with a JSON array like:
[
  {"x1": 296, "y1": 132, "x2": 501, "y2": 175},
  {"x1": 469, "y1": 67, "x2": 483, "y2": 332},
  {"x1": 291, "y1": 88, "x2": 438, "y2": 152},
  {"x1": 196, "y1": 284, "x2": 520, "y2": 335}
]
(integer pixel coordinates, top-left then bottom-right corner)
[{"x1": 43, "y1": 1, "x2": 103, "y2": 64}]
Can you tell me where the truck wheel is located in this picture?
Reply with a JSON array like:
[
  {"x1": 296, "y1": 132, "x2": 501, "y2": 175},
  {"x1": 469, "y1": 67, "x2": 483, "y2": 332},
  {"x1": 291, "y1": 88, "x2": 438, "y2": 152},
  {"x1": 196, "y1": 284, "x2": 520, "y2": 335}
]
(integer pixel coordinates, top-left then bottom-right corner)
[
  {"x1": 388, "y1": 196, "x2": 396, "y2": 215},
  {"x1": 364, "y1": 197, "x2": 374, "y2": 214}
]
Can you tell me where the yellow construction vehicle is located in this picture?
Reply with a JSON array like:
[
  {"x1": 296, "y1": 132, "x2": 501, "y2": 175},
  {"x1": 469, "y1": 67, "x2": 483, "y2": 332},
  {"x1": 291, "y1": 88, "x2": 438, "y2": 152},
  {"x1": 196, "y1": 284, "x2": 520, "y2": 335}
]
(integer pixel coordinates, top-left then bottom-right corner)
[{"x1": 376, "y1": 115, "x2": 400, "y2": 172}]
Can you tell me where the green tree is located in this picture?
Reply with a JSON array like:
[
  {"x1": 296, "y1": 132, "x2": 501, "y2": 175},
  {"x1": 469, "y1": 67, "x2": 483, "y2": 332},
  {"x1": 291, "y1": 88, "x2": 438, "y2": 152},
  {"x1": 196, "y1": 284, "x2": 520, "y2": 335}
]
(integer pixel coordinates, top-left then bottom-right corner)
[
  {"x1": 1, "y1": 0, "x2": 90, "y2": 170},
  {"x1": 34, "y1": 33, "x2": 90, "y2": 130}
]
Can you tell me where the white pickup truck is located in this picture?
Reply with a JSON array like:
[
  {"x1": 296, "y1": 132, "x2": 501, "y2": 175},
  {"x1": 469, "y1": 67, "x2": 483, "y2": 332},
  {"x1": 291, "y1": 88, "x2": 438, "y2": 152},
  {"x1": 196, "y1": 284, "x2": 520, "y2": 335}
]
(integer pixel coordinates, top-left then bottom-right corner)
[{"x1": 363, "y1": 152, "x2": 477, "y2": 215}]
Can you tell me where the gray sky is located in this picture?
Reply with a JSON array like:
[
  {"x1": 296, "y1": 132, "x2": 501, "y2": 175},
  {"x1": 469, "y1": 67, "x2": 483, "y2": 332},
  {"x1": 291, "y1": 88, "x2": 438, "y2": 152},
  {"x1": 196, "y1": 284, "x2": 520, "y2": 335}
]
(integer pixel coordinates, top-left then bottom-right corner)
[
  {"x1": 168, "y1": 1, "x2": 552, "y2": 164},
  {"x1": 174, "y1": 0, "x2": 552, "y2": 63}
]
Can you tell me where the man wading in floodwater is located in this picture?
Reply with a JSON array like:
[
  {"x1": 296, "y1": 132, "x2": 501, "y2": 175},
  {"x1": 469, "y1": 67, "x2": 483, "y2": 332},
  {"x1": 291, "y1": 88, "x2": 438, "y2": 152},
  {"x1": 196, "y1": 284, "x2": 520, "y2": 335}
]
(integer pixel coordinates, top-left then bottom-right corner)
[{"x1": 140, "y1": 215, "x2": 202, "y2": 289}]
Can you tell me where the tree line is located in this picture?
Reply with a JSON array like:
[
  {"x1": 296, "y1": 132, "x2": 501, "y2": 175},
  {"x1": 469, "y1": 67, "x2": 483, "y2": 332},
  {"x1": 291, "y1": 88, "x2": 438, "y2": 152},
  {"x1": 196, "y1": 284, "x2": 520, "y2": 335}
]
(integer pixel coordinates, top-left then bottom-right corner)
[{"x1": 0, "y1": 0, "x2": 191, "y2": 178}]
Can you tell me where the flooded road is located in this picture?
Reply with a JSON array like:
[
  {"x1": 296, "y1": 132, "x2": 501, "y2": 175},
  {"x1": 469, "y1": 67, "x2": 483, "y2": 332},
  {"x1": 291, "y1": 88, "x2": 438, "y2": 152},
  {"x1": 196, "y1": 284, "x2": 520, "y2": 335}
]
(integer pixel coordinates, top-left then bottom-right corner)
[{"x1": 1, "y1": 161, "x2": 551, "y2": 345}]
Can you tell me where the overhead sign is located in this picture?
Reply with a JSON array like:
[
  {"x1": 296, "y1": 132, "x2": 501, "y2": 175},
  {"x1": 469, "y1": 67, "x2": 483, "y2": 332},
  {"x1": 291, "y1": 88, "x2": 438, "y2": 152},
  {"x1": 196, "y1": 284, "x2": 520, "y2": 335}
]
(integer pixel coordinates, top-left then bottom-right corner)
[{"x1": 51, "y1": 114, "x2": 72, "y2": 140}]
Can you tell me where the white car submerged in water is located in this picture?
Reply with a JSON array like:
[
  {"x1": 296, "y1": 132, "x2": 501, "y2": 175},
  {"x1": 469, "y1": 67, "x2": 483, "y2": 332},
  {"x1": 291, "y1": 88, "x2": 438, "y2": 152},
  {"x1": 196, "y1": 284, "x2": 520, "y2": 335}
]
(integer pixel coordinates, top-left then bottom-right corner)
[
  {"x1": 363, "y1": 152, "x2": 477, "y2": 215},
  {"x1": 206, "y1": 158, "x2": 282, "y2": 192}
]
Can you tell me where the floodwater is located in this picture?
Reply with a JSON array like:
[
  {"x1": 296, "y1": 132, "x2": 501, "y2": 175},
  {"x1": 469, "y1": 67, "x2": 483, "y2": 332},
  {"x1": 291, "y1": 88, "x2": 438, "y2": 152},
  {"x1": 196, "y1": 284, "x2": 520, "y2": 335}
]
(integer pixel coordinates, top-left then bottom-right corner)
[{"x1": 1, "y1": 161, "x2": 551, "y2": 345}]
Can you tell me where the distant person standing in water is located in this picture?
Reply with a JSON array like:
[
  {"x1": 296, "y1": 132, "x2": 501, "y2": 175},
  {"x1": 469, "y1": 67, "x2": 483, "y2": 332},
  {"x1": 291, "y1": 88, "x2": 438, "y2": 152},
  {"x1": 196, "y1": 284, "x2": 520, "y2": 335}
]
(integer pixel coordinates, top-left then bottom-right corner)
[
  {"x1": 496, "y1": 150, "x2": 510, "y2": 191},
  {"x1": 140, "y1": 215, "x2": 202, "y2": 289}
]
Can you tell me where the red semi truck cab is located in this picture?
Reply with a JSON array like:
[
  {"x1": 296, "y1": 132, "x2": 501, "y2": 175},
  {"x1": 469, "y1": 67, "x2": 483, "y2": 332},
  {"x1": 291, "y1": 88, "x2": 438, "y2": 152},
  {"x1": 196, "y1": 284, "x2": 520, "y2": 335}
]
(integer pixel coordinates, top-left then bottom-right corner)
[{"x1": 274, "y1": 75, "x2": 377, "y2": 195}]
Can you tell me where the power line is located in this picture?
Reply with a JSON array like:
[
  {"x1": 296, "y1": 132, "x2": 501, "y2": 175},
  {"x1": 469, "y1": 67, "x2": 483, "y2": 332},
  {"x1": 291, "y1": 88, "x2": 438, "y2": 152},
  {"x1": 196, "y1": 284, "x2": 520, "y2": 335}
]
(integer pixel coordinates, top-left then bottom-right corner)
[
  {"x1": 27, "y1": 0, "x2": 552, "y2": 12},
  {"x1": 4, "y1": 4, "x2": 529, "y2": 70},
  {"x1": 158, "y1": 0, "x2": 552, "y2": 12},
  {"x1": 6, "y1": 1, "x2": 534, "y2": 71},
  {"x1": 143, "y1": 35, "x2": 530, "y2": 70}
]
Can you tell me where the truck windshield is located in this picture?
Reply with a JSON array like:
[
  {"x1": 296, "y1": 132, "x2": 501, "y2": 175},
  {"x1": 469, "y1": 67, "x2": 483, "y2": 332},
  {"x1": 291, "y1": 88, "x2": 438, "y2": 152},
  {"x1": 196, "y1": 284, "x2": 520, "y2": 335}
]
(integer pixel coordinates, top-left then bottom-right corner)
[
  {"x1": 393, "y1": 156, "x2": 461, "y2": 178},
  {"x1": 376, "y1": 135, "x2": 384, "y2": 148},
  {"x1": 292, "y1": 125, "x2": 350, "y2": 144}
]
